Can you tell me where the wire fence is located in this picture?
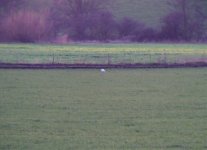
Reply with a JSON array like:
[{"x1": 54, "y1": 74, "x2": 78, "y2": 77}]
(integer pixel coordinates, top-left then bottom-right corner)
[{"x1": 1, "y1": 51, "x2": 207, "y2": 65}]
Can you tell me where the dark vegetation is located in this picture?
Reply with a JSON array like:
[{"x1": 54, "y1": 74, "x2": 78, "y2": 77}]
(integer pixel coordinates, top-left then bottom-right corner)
[{"x1": 0, "y1": 0, "x2": 207, "y2": 43}]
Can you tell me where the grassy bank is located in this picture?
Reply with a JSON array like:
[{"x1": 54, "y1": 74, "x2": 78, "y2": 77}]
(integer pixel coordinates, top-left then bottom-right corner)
[
  {"x1": 0, "y1": 43, "x2": 207, "y2": 64},
  {"x1": 0, "y1": 69, "x2": 207, "y2": 149}
]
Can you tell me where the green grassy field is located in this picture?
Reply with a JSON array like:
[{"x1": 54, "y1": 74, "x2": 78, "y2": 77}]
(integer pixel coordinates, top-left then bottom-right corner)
[
  {"x1": 0, "y1": 43, "x2": 207, "y2": 64},
  {"x1": 0, "y1": 69, "x2": 207, "y2": 149}
]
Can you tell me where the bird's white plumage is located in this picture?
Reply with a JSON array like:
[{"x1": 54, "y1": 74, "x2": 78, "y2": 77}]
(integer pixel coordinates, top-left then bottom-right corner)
[{"x1": 100, "y1": 69, "x2": 106, "y2": 72}]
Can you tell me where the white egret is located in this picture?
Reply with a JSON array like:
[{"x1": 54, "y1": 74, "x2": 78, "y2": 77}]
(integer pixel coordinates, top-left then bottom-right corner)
[{"x1": 100, "y1": 69, "x2": 106, "y2": 72}]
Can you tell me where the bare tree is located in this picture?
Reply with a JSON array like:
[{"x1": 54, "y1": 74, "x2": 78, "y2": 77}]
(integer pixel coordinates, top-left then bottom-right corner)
[
  {"x1": 64, "y1": 0, "x2": 106, "y2": 16},
  {"x1": 166, "y1": 0, "x2": 207, "y2": 41},
  {"x1": 50, "y1": 0, "x2": 111, "y2": 40},
  {"x1": 0, "y1": 0, "x2": 24, "y2": 15},
  {"x1": 193, "y1": 0, "x2": 207, "y2": 19}
]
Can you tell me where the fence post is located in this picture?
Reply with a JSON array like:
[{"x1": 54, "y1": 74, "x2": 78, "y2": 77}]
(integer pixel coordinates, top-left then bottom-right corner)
[
  {"x1": 107, "y1": 53, "x2": 111, "y2": 65},
  {"x1": 163, "y1": 53, "x2": 166, "y2": 64},
  {"x1": 52, "y1": 53, "x2": 55, "y2": 64},
  {"x1": 163, "y1": 50, "x2": 167, "y2": 64}
]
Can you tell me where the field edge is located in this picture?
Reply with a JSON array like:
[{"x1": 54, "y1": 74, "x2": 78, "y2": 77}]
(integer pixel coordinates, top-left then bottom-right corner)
[{"x1": 0, "y1": 62, "x2": 207, "y2": 69}]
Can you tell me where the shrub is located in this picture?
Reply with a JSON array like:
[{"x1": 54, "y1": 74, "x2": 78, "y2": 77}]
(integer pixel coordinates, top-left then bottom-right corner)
[
  {"x1": 50, "y1": 0, "x2": 114, "y2": 41},
  {"x1": 188, "y1": 19, "x2": 207, "y2": 41},
  {"x1": 160, "y1": 11, "x2": 207, "y2": 42},
  {"x1": 93, "y1": 12, "x2": 118, "y2": 41},
  {"x1": 1, "y1": 10, "x2": 52, "y2": 42},
  {"x1": 133, "y1": 27, "x2": 157, "y2": 42},
  {"x1": 160, "y1": 12, "x2": 185, "y2": 41},
  {"x1": 118, "y1": 17, "x2": 138, "y2": 39},
  {"x1": 67, "y1": 11, "x2": 118, "y2": 41},
  {"x1": 140, "y1": 27, "x2": 157, "y2": 42},
  {"x1": 117, "y1": 17, "x2": 157, "y2": 42}
]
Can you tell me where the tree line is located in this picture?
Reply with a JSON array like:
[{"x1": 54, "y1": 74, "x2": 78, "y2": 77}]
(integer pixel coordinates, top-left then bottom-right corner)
[{"x1": 0, "y1": 0, "x2": 207, "y2": 43}]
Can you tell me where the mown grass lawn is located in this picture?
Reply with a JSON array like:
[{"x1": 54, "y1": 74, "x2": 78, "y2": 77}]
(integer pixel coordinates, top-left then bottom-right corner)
[{"x1": 0, "y1": 68, "x2": 207, "y2": 149}]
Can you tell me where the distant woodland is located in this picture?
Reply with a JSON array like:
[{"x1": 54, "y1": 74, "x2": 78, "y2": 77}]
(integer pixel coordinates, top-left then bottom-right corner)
[{"x1": 0, "y1": 0, "x2": 207, "y2": 42}]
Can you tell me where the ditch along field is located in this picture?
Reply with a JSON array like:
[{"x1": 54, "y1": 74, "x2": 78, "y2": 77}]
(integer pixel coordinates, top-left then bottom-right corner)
[
  {"x1": 0, "y1": 43, "x2": 207, "y2": 69},
  {"x1": 0, "y1": 69, "x2": 207, "y2": 149}
]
